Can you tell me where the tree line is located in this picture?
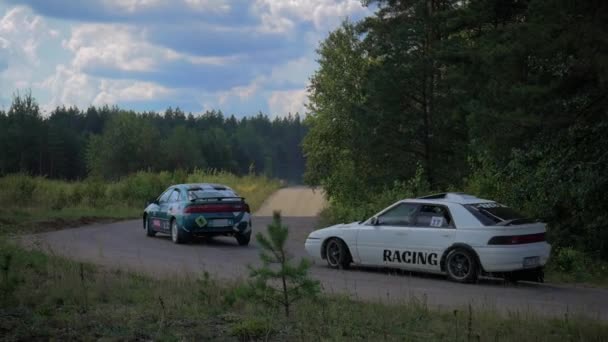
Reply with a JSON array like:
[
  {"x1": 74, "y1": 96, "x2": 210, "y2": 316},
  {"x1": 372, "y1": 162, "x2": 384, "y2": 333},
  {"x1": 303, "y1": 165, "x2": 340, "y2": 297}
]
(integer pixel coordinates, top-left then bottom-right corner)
[
  {"x1": 304, "y1": 0, "x2": 608, "y2": 259},
  {"x1": 0, "y1": 93, "x2": 307, "y2": 182}
]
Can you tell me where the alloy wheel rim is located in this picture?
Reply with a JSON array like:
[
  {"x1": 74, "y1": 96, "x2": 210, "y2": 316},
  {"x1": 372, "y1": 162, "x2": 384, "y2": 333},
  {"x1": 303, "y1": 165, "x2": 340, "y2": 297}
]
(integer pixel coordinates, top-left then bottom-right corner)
[
  {"x1": 171, "y1": 222, "x2": 177, "y2": 242},
  {"x1": 448, "y1": 253, "x2": 471, "y2": 279},
  {"x1": 327, "y1": 241, "x2": 340, "y2": 266}
]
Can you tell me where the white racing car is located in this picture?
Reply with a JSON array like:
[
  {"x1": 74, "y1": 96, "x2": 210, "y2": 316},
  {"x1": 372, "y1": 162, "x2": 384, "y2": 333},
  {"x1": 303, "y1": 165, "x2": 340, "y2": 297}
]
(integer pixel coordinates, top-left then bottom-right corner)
[{"x1": 305, "y1": 193, "x2": 551, "y2": 283}]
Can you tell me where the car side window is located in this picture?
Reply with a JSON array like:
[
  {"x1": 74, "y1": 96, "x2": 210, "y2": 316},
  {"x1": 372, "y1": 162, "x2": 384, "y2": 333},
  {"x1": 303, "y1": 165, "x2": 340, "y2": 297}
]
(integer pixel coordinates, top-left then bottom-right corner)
[
  {"x1": 377, "y1": 203, "x2": 419, "y2": 226},
  {"x1": 414, "y1": 205, "x2": 454, "y2": 228},
  {"x1": 158, "y1": 189, "x2": 172, "y2": 204},
  {"x1": 168, "y1": 190, "x2": 180, "y2": 203}
]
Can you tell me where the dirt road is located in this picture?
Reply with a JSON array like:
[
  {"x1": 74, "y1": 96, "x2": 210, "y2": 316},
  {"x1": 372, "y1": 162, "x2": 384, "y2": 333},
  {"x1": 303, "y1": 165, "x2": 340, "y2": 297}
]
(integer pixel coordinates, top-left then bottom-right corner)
[
  {"x1": 19, "y1": 188, "x2": 608, "y2": 319},
  {"x1": 254, "y1": 186, "x2": 327, "y2": 216}
]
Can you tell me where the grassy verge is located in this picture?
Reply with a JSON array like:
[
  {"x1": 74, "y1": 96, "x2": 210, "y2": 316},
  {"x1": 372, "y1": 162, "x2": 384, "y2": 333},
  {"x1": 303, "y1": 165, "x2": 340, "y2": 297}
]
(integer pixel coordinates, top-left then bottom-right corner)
[
  {"x1": 0, "y1": 206, "x2": 140, "y2": 235},
  {"x1": 1, "y1": 241, "x2": 606, "y2": 341},
  {"x1": 0, "y1": 171, "x2": 281, "y2": 235}
]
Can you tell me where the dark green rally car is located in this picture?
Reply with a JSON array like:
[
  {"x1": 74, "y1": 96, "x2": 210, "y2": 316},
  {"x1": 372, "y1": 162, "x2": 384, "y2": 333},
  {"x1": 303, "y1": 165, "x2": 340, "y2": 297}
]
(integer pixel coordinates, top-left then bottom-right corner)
[{"x1": 143, "y1": 183, "x2": 252, "y2": 245}]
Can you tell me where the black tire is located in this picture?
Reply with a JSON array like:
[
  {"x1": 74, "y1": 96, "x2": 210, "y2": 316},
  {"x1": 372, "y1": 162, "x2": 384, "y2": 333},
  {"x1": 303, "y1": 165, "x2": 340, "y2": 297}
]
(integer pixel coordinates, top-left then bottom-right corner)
[
  {"x1": 445, "y1": 248, "x2": 479, "y2": 283},
  {"x1": 144, "y1": 216, "x2": 156, "y2": 237},
  {"x1": 325, "y1": 238, "x2": 351, "y2": 269},
  {"x1": 170, "y1": 218, "x2": 189, "y2": 244},
  {"x1": 236, "y1": 232, "x2": 251, "y2": 246}
]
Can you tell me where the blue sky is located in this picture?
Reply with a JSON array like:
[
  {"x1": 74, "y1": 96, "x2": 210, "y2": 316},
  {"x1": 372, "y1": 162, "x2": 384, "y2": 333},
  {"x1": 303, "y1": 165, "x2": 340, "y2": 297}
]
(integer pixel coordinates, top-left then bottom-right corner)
[{"x1": 0, "y1": 0, "x2": 370, "y2": 117}]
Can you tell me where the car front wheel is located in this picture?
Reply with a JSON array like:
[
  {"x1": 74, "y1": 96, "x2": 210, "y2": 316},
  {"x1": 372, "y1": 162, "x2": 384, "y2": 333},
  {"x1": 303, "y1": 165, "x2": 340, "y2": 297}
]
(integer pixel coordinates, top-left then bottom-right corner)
[
  {"x1": 445, "y1": 248, "x2": 478, "y2": 283},
  {"x1": 144, "y1": 216, "x2": 156, "y2": 237},
  {"x1": 325, "y1": 238, "x2": 351, "y2": 269}
]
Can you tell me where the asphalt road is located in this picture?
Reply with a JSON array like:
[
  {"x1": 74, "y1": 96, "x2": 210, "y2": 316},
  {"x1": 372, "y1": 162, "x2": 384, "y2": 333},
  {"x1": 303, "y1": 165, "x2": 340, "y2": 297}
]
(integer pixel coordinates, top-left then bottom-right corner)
[{"x1": 21, "y1": 216, "x2": 608, "y2": 320}]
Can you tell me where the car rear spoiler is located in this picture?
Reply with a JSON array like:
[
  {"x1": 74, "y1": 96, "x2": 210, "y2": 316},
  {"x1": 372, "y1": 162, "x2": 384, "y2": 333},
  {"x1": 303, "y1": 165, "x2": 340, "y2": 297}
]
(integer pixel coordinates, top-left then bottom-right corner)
[{"x1": 190, "y1": 196, "x2": 245, "y2": 202}]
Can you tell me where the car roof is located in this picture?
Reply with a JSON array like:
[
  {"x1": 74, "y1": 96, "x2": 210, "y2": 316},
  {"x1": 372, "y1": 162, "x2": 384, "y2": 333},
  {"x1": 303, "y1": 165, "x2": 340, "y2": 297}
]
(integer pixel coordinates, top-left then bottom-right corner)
[{"x1": 403, "y1": 192, "x2": 493, "y2": 205}]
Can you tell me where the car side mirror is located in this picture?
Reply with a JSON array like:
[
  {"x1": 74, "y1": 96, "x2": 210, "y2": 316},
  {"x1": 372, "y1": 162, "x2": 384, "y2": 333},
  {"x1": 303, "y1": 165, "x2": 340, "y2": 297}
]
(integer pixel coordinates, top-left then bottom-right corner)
[{"x1": 370, "y1": 217, "x2": 379, "y2": 225}]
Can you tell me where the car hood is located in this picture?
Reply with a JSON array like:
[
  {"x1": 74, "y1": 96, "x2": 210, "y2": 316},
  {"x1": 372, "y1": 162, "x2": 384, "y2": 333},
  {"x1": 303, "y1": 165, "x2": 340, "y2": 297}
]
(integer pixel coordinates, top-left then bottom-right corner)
[{"x1": 307, "y1": 221, "x2": 360, "y2": 239}]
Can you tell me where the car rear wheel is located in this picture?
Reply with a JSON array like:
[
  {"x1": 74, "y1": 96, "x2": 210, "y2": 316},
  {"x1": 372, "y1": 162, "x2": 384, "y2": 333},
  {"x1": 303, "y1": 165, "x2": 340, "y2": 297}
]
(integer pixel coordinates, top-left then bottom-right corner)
[
  {"x1": 236, "y1": 232, "x2": 251, "y2": 246},
  {"x1": 170, "y1": 219, "x2": 188, "y2": 244},
  {"x1": 325, "y1": 238, "x2": 351, "y2": 269},
  {"x1": 446, "y1": 248, "x2": 478, "y2": 283},
  {"x1": 144, "y1": 216, "x2": 156, "y2": 237}
]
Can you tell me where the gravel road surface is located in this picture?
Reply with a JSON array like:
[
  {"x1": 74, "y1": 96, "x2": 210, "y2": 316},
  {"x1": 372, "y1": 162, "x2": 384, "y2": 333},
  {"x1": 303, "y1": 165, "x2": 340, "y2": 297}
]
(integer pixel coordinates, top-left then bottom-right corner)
[{"x1": 18, "y1": 188, "x2": 608, "y2": 319}]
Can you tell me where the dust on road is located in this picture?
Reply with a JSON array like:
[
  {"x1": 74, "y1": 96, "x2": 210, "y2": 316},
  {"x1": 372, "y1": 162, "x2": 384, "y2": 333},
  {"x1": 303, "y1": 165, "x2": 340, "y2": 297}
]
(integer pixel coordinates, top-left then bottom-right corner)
[{"x1": 254, "y1": 186, "x2": 327, "y2": 217}]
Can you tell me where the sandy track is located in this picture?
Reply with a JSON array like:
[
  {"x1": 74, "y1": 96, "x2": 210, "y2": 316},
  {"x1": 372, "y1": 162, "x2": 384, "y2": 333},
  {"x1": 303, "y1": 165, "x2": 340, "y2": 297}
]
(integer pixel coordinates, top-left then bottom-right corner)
[{"x1": 255, "y1": 186, "x2": 327, "y2": 217}]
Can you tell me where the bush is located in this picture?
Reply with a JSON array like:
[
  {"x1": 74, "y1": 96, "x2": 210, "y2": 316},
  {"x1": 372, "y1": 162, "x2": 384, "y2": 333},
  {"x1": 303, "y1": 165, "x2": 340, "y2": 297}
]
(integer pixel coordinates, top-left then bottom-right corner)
[
  {"x1": 552, "y1": 247, "x2": 586, "y2": 274},
  {"x1": 319, "y1": 164, "x2": 431, "y2": 226},
  {"x1": 464, "y1": 123, "x2": 608, "y2": 260}
]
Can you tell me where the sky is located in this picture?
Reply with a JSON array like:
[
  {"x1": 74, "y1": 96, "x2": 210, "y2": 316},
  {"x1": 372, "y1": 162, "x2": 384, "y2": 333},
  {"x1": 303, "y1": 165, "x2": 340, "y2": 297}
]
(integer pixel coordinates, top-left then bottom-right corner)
[{"x1": 0, "y1": 0, "x2": 371, "y2": 117}]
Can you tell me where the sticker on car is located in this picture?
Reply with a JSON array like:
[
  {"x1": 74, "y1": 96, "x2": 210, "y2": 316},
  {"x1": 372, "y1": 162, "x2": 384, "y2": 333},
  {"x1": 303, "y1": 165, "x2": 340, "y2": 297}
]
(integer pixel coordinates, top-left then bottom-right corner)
[{"x1": 195, "y1": 216, "x2": 207, "y2": 227}]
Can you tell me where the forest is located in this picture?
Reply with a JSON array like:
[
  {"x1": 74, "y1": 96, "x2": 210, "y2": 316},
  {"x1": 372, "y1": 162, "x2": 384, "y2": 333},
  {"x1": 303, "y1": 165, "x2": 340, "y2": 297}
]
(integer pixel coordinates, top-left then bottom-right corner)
[
  {"x1": 0, "y1": 93, "x2": 306, "y2": 182},
  {"x1": 303, "y1": 0, "x2": 608, "y2": 261}
]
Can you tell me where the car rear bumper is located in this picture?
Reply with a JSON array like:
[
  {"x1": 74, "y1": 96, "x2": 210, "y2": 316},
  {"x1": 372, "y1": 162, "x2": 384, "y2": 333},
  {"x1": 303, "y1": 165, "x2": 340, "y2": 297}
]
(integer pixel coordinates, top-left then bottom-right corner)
[
  {"x1": 183, "y1": 220, "x2": 251, "y2": 235},
  {"x1": 475, "y1": 242, "x2": 551, "y2": 272}
]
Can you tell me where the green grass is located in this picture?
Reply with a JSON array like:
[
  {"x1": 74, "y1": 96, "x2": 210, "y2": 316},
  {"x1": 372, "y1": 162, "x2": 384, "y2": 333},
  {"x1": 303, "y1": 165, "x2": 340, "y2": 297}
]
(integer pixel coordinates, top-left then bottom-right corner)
[
  {"x1": 544, "y1": 247, "x2": 608, "y2": 287},
  {"x1": 0, "y1": 171, "x2": 281, "y2": 235},
  {"x1": 0, "y1": 206, "x2": 140, "y2": 235},
  {"x1": 1, "y1": 241, "x2": 607, "y2": 341}
]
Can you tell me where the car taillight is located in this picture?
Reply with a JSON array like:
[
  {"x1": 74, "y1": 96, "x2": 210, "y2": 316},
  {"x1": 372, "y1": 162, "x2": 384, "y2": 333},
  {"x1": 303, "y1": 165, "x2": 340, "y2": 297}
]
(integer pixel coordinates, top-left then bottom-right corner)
[
  {"x1": 184, "y1": 203, "x2": 250, "y2": 213},
  {"x1": 488, "y1": 233, "x2": 546, "y2": 245}
]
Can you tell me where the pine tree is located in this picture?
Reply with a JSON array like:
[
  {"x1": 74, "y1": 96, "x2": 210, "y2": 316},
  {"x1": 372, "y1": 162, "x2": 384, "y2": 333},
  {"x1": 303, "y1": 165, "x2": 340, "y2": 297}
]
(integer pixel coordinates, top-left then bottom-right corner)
[{"x1": 248, "y1": 211, "x2": 320, "y2": 318}]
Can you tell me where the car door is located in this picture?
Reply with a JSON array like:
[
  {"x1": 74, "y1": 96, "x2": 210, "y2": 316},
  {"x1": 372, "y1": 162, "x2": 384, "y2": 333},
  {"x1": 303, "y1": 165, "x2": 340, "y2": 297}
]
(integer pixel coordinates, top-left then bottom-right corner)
[
  {"x1": 166, "y1": 188, "x2": 182, "y2": 218},
  {"x1": 355, "y1": 202, "x2": 420, "y2": 267},
  {"x1": 158, "y1": 188, "x2": 178, "y2": 232},
  {"x1": 150, "y1": 188, "x2": 172, "y2": 231},
  {"x1": 402, "y1": 204, "x2": 457, "y2": 273}
]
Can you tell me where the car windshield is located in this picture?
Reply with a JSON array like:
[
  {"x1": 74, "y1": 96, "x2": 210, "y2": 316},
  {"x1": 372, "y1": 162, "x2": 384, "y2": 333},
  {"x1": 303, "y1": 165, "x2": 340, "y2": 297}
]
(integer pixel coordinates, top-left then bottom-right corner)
[
  {"x1": 464, "y1": 202, "x2": 534, "y2": 226},
  {"x1": 188, "y1": 188, "x2": 238, "y2": 201}
]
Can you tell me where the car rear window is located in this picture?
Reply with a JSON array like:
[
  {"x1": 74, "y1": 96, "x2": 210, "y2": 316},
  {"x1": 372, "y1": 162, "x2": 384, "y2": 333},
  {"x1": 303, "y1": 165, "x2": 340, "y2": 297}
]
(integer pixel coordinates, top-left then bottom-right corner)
[
  {"x1": 464, "y1": 202, "x2": 533, "y2": 226},
  {"x1": 188, "y1": 188, "x2": 237, "y2": 200}
]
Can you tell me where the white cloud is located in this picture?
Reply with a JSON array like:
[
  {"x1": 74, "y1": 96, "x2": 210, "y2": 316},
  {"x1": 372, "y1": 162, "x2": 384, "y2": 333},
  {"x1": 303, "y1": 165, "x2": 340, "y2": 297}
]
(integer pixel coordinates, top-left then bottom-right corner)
[
  {"x1": 268, "y1": 88, "x2": 308, "y2": 117},
  {"x1": 214, "y1": 53, "x2": 316, "y2": 108},
  {"x1": 0, "y1": 6, "x2": 61, "y2": 108},
  {"x1": 269, "y1": 56, "x2": 316, "y2": 85},
  {"x1": 38, "y1": 63, "x2": 173, "y2": 112},
  {"x1": 218, "y1": 76, "x2": 265, "y2": 105},
  {"x1": 64, "y1": 24, "x2": 237, "y2": 73},
  {"x1": 101, "y1": 0, "x2": 164, "y2": 13},
  {"x1": 184, "y1": 0, "x2": 231, "y2": 12},
  {"x1": 99, "y1": 0, "x2": 231, "y2": 14},
  {"x1": 64, "y1": 24, "x2": 157, "y2": 72},
  {"x1": 0, "y1": 6, "x2": 57, "y2": 65},
  {"x1": 254, "y1": 0, "x2": 368, "y2": 33},
  {"x1": 93, "y1": 79, "x2": 172, "y2": 105},
  {"x1": 38, "y1": 64, "x2": 97, "y2": 110}
]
